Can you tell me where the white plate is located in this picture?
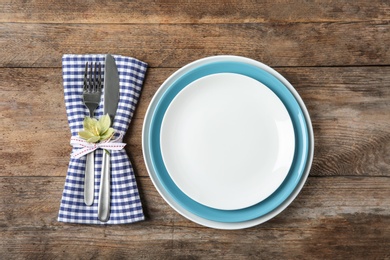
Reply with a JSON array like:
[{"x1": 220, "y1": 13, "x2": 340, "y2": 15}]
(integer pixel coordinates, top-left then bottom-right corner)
[
  {"x1": 142, "y1": 55, "x2": 314, "y2": 229},
  {"x1": 160, "y1": 73, "x2": 295, "y2": 210}
]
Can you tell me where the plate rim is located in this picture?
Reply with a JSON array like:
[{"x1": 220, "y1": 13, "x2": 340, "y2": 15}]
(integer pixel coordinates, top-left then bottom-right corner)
[
  {"x1": 142, "y1": 55, "x2": 314, "y2": 229},
  {"x1": 148, "y1": 60, "x2": 308, "y2": 222}
]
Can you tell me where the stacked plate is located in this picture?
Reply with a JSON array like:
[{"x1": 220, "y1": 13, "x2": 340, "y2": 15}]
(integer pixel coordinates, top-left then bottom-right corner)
[{"x1": 142, "y1": 56, "x2": 314, "y2": 229}]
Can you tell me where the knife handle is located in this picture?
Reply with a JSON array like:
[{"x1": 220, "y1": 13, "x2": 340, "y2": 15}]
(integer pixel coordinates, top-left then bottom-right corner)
[
  {"x1": 98, "y1": 151, "x2": 111, "y2": 222},
  {"x1": 84, "y1": 153, "x2": 94, "y2": 206}
]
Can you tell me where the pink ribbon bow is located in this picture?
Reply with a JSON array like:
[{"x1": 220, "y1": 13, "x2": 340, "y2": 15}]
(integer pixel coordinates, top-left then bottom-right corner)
[{"x1": 70, "y1": 134, "x2": 126, "y2": 159}]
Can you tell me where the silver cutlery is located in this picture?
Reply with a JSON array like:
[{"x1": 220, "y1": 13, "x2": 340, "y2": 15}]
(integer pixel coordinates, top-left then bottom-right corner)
[
  {"x1": 98, "y1": 55, "x2": 120, "y2": 222},
  {"x1": 82, "y1": 62, "x2": 102, "y2": 206}
]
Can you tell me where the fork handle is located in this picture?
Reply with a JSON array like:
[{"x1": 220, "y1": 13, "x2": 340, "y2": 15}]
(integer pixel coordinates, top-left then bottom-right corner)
[
  {"x1": 98, "y1": 151, "x2": 111, "y2": 222},
  {"x1": 84, "y1": 153, "x2": 94, "y2": 206}
]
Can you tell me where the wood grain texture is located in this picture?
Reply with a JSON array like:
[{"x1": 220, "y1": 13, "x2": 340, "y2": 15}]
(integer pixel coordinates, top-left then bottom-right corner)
[
  {"x1": 1, "y1": 0, "x2": 390, "y2": 24},
  {"x1": 0, "y1": 176, "x2": 389, "y2": 259},
  {"x1": 1, "y1": 1, "x2": 390, "y2": 258},
  {"x1": 1, "y1": 67, "x2": 389, "y2": 177},
  {"x1": 1, "y1": 22, "x2": 390, "y2": 68}
]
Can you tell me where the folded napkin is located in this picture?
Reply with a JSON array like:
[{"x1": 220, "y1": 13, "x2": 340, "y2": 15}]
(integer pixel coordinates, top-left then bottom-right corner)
[{"x1": 58, "y1": 54, "x2": 147, "y2": 224}]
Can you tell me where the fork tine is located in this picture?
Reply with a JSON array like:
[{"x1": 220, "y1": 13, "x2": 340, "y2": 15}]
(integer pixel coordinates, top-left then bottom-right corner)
[
  {"x1": 89, "y1": 62, "x2": 94, "y2": 92},
  {"x1": 94, "y1": 62, "x2": 100, "y2": 92},
  {"x1": 97, "y1": 63, "x2": 102, "y2": 92},
  {"x1": 92, "y1": 62, "x2": 97, "y2": 92},
  {"x1": 83, "y1": 62, "x2": 88, "y2": 91}
]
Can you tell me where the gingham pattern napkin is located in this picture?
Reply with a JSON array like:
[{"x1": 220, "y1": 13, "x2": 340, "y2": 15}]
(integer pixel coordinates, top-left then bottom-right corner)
[{"x1": 58, "y1": 54, "x2": 147, "y2": 224}]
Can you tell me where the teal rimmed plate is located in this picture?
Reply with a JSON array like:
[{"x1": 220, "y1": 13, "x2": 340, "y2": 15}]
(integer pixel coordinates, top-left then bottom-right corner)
[{"x1": 147, "y1": 61, "x2": 309, "y2": 223}]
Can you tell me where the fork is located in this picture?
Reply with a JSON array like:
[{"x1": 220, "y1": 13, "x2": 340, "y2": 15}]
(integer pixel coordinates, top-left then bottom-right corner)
[{"x1": 82, "y1": 62, "x2": 102, "y2": 206}]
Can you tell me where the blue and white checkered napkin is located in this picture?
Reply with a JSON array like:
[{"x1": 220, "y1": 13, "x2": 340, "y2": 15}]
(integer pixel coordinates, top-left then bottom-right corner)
[{"x1": 58, "y1": 54, "x2": 147, "y2": 224}]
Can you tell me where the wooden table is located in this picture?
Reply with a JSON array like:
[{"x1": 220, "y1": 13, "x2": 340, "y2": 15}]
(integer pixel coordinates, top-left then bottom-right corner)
[{"x1": 1, "y1": 1, "x2": 389, "y2": 259}]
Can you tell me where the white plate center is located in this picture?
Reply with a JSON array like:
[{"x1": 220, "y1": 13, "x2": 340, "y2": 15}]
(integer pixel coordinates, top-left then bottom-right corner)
[{"x1": 160, "y1": 73, "x2": 295, "y2": 210}]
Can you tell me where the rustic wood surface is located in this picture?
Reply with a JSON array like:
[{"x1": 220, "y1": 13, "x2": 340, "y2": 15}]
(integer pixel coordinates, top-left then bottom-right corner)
[{"x1": 1, "y1": 1, "x2": 389, "y2": 259}]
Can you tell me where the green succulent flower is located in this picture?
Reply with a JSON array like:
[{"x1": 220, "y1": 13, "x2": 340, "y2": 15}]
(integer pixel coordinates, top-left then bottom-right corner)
[{"x1": 78, "y1": 114, "x2": 114, "y2": 143}]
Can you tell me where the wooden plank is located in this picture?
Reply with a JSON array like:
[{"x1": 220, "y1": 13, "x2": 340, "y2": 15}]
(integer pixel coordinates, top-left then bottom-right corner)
[
  {"x1": 280, "y1": 67, "x2": 390, "y2": 176},
  {"x1": 0, "y1": 176, "x2": 176, "y2": 227},
  {"x1": 1, "y1": 1, "x2": 387, "y2": 259},
  {"x1": 1, "y1": 67, "x2": 389, "y2": 177},
  {"x1": 1, "y1": 22, "x2": 390, "y2": 68},
  {"x1": 0, "y1": 176, "x2": 389, "y2": 259},
  {"x1": 1, "y1": 0, "x2": 389, "y2": 24}
]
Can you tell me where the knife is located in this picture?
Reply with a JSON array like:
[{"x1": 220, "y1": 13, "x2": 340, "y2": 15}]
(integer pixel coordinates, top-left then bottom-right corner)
[{"x1": 98, "y1": 54, "x2": 120, "y2": 222}]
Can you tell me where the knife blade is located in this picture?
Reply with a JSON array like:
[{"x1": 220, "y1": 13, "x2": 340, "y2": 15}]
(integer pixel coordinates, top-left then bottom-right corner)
[{"x1": 98, "y1": 54, "x2": 120, "y2": 222}]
